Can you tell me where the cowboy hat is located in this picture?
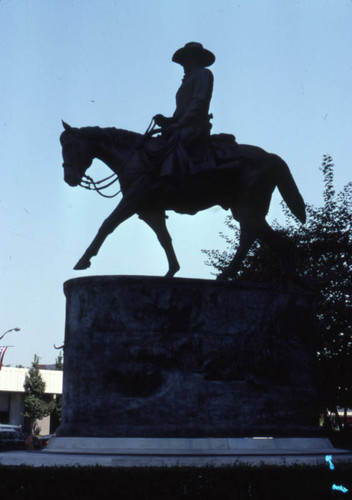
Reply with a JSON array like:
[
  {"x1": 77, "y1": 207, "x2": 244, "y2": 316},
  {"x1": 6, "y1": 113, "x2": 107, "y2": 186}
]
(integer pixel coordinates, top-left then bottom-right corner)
[{"x1": 172, "y1": 42, "x2": 215, "y2": 67}]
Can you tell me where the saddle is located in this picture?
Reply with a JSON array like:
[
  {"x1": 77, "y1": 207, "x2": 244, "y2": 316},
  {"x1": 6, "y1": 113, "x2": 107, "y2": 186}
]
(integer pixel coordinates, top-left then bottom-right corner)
[
  {"x1": 140, "y1": 132, "x2": 243, "y2": 177},
  {"x1": 190, "y1": 133, "x2": 243, "y2": 174},
  {"x1": 211, "y1": 133, "x2": 242, "y2": 164}
]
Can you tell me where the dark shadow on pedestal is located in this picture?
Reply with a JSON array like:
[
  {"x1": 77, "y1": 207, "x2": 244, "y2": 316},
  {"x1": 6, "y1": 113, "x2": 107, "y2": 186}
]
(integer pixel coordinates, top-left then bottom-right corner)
[{"x1": 57, "y1": 276, "x2": 318, "y2": 438}]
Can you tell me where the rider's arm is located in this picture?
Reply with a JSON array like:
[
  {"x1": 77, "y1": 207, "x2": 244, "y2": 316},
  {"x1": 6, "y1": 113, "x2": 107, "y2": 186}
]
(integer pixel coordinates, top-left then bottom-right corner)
[{"x1": 153, "y1": 114, "x2": 175, "y2": 127}]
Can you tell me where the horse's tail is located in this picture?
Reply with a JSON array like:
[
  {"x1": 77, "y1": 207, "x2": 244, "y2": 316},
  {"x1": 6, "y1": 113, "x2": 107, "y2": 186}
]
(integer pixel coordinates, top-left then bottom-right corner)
[{"x1": 274, "y1": 155, "x2": 306, "y2": 223}]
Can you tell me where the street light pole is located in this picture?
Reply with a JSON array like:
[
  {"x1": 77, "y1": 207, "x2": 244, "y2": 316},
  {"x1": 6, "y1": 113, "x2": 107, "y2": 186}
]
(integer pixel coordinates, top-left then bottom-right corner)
[{"x1": 0, "y1": 328, "x2": 21, "y2": 341}]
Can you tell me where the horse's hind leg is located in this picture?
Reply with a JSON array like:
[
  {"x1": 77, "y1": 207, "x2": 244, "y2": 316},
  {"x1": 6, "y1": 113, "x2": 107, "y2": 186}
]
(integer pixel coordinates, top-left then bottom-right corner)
[
  {"x1": 221, "y1": 209, "x2": 295, "y2": 281},
  {"x1": 139, "y1": 210, "x2": 180, "y2": 277},
  {"x1": 254, "y1": 218, "x2": 296, "y2": 279},
  {"x1": 217, "y1": 225, "x2": 255, "y2": 280}
]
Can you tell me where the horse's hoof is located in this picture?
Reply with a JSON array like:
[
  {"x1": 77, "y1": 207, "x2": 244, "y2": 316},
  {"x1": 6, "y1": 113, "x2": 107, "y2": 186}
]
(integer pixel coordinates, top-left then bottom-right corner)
[
  {"x1": 74, "y1": 258, "x2": 91, "y2": 270},
  {"x1": 164, "y1": 263, "x2": 180, "y2": 278},
  {"x1": 165, "y1": 270, "x2": 177, "y2": 278}
]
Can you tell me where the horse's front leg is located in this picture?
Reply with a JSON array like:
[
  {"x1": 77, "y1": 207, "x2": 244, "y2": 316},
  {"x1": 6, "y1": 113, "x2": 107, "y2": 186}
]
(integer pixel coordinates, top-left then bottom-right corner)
[
  {"x1": 138, "y1": 210, "x2": 180, "y2": 277},
  {"x1": 74, "y1": 198, "x2": 137, "y2": 270}
]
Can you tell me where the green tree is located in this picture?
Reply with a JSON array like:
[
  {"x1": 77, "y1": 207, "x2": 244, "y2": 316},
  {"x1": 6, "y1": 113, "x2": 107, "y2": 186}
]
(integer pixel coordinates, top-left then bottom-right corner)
[
  {"x1": 203, "y1": 156, "x2": 352, "y2": 424},
  {"x1": 23, "y1": 355, "x2": 55, "y2": 434},
  {"x1": 55, "y1": 352, "x2": 63, "y2": 370}
]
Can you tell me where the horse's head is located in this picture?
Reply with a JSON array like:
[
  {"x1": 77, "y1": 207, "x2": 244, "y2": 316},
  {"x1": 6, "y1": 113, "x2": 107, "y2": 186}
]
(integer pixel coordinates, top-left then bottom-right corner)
[{"x1": 60, "y1": 121, "x2": 93, "y2": 186}]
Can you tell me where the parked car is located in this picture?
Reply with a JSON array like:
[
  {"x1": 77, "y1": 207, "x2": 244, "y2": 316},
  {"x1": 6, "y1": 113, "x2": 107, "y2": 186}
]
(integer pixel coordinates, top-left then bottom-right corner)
[
  {"x1": 0, "y1": 429, "x2": 25, "y2": 450},
  {"x1": 0, "y1": 424, "x2": 22, "y2": 434},
  {"x1": 326, "y1": 408, "x2": 352, "y2": 429}
]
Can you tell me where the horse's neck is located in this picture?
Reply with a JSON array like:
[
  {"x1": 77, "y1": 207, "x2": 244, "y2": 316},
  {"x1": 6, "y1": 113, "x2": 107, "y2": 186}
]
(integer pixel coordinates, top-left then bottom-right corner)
[{"x1": 85, "y1": 127, "x2": 143, "y2": 174}]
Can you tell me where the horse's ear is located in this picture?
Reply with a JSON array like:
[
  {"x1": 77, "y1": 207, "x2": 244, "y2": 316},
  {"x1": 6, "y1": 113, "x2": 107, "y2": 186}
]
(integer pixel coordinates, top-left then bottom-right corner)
[{"x1": 62, "y1": 120, "x2": 72, "y2": 131}]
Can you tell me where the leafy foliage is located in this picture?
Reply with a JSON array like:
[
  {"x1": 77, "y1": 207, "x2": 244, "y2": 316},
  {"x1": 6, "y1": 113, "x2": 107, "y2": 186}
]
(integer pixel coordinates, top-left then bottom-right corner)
[
  {"x1": 23, "y1": 355, "x2": 55, "y2": 430},
  {"x1": 55, "y1": 352, "x2": 63, "y2": 370},
  {"x1": 203, "y1": 156, "x2": 352, "y2": 411},
  {"x1": 49, "y1": 395, "x2": 62, "y2": 433}
]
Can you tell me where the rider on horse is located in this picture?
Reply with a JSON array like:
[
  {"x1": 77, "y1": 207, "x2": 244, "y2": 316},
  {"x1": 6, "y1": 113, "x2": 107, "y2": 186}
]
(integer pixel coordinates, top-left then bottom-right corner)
[{"x1": 152, "y1": 42, "x2": 216, "y2": 183}]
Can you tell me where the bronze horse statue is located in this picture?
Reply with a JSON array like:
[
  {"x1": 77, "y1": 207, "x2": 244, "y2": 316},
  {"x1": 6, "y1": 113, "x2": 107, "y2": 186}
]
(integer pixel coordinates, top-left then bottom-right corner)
[{"x1": 60, "y1": 122, "x2": 306, "y2": 279}]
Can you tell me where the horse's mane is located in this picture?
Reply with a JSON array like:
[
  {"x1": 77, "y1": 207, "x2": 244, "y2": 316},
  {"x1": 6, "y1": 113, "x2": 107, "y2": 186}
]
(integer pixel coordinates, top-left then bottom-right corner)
[{"x1": 79, "y1": 126, "x2": 143, "y2": 151}]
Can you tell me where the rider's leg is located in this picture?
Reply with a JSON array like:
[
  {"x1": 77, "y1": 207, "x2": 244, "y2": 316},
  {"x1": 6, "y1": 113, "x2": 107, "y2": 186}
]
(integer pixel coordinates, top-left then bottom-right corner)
[{"x1": 139, "y1": 210, "x2": 180, "y2": 277}]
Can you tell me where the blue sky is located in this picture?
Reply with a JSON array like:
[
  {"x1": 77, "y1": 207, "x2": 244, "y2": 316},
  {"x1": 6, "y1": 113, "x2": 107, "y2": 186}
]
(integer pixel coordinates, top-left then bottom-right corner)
[{"x1": 1, "y1": 0, "x2": 351, "y2": 366}]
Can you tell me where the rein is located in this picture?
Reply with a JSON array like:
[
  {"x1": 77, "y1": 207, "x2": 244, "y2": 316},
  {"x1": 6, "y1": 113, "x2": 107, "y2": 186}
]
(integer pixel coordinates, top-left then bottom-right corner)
[{"x1": 80, "y1": 173, "x2": 121, "y2": 198}]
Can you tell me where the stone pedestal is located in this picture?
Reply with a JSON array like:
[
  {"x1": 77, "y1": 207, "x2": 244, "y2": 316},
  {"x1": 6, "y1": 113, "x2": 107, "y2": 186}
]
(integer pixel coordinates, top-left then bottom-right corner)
[{"x1": 57, "y1": 276, "x2": 318, "y2": 438}]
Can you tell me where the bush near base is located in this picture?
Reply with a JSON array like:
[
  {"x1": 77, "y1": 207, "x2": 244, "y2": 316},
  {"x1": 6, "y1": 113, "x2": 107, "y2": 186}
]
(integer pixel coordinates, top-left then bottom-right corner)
[{"x1": 0, "y1": 464, "x2": 351, "y2": 499}]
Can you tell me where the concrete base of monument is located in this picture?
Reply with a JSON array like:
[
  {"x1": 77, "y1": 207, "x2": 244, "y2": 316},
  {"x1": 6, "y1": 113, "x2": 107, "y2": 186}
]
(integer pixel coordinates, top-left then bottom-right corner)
[
  {"x1": 58, "y1": 276, "x2": 320, "y2": 439},
  {"x1": 1, "y1": 437, "x2": 352, "y2": 468},
  {"x1": 47, "y1": 436, "x2": 338, "y2": 456}
]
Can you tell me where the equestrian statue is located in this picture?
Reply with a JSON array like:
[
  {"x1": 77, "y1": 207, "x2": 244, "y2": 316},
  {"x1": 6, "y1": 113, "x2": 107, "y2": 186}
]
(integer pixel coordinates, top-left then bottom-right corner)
[{"x1": 60, "y1": 42, "x2": 306, "y2": 280}]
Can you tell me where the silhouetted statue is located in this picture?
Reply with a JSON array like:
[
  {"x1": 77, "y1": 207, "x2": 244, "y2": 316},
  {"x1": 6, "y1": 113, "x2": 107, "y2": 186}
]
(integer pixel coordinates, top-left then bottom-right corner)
[{"x1": 60, "y1": 42, "x2": 306, "y2": 279}]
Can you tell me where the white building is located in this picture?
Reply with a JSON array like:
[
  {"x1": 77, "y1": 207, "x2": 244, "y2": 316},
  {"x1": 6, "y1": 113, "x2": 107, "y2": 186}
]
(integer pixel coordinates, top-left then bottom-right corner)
[{"x1": 0, "y1": 366, "x2": 63, "y2": 434}]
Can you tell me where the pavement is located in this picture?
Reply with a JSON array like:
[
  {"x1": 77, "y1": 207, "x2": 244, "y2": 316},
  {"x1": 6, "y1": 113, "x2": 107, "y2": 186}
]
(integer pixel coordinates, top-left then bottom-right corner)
[{"x1": 1, "y1": 437, "x2": 352, "y2": 467}]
